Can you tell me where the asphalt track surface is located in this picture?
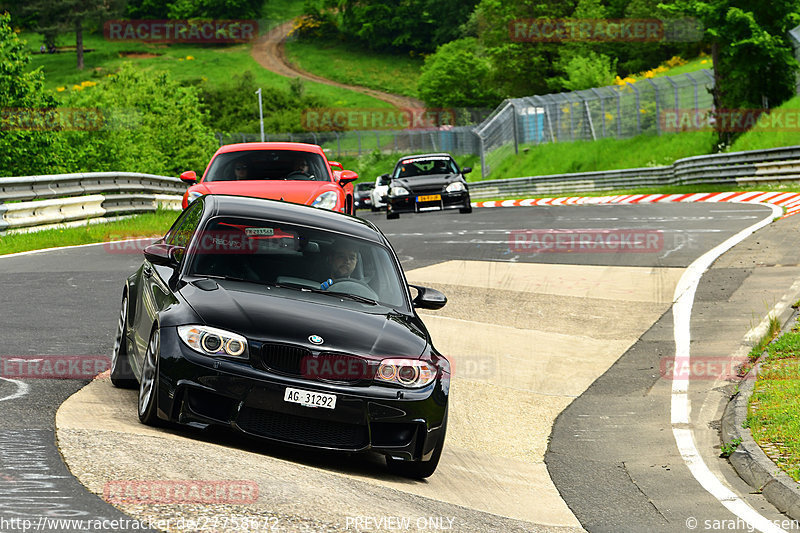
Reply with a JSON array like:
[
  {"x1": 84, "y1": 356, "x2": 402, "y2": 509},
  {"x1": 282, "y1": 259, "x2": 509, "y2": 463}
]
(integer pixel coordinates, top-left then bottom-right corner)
[{"x1": 1, "y1": 203, "x2": 798, "y2": 532}]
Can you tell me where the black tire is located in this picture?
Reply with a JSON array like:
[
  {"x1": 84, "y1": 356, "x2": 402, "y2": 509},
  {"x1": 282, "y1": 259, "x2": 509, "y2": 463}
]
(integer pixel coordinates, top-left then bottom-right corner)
[
  {"x1": 459, "y1": 206, "x2": 472, "y2": 214},
  {"x1": 110, "y1": 295, "x2": 137, "y2": 389},
  {"x1": 387, "y1": 212, "x2": 399, "y2": 220},
  {"x1": 138, "y1": 329, "x2": 163, "y2": 426},
  {"x1": 386, "y1": 413, "x2": 447, "y2": 479},
  {"x1": 370, "y1": 205, "x2": 379, "y2": 212}
]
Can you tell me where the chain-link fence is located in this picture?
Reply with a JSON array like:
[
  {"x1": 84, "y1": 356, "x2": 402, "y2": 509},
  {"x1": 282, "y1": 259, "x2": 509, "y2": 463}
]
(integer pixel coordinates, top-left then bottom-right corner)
[
  {"x1": 218, "y1": 69, "x2": 714, "y2": 178},
  {"x1": 474, "y1": 69, "x2": 715, "y2": 177},
  {"x1": 216, "y1": 127, "x2": 481, "y2": 160}
]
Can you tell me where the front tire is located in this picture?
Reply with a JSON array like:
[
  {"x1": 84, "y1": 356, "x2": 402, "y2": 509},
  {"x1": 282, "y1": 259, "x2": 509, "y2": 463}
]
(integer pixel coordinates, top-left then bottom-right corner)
[
  {"x1": 138, "y1": 329, "x2": 163, "y2": 426},
  {"x1": 110, "y1": 295, "x2": 137, "y2": 389},
  {"x1": 387, "y1": 212, "x2": 399, "y2": 220},
  {"x1": 386, "y1": 413, "x2": 447, "y2": 479}
]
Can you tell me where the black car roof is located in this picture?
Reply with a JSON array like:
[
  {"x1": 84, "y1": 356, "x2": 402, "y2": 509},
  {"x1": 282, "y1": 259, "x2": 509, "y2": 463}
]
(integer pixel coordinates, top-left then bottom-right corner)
[{"x1": 204, "y1": 195, "x2": 386, "y2": 244}]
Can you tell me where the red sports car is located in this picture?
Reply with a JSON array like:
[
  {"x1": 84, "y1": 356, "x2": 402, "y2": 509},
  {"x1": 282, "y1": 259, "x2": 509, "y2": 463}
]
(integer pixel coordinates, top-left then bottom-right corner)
[{"x1": 180, "y1": 142, "x2": 358, "y2": 214}]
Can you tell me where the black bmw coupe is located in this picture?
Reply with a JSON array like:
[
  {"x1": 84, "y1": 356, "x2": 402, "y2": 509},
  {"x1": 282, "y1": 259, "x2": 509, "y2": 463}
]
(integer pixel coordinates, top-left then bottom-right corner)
[{"x1": 111, "y1": 195, "x2": 450, "y2": 478}]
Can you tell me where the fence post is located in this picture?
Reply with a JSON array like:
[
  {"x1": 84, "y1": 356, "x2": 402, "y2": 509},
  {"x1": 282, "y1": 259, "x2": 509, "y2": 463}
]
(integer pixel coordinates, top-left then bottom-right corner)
[
  {"x1": 357, "y1": 131, "x2": 362, "y2": 156},
  {"x1": 665, "y1": 76, "x2": 680, "y2": 117},
  {"x1": 629, "y1": 82, "x2": 641, "y2": 134},
  {"x1": 336, "y1": 132, "x2": 341, "y2": 159},
  {"x1": 511, "y1": 102, "x2": 519, "y2": 155},
  {"x1": 376, "y1": 131, "x2": 381, "y2": 152},
  {"x1": 646, "y1": 78, "x2": 661, "y2": 136},
  {"x1": 215, "y1": 132, "x2": 224, "y2": 147},
  {"x1": 477, "y1": 131, "x2": 487, "y2": 178},
  {"x1": 615, "y1": 88, "x2": 623, "y2": 138}
]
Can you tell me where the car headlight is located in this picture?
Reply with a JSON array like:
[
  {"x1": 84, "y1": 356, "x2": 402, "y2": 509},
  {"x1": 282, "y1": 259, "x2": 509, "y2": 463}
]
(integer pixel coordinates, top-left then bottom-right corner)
[
  {"x1": 187, "y1": 191, "x2": 204, "y2": 203},
  {"x1": 178, "y1": 325, "x2": 248, "y2": 358},
  {"x1": 375, "y1": 358, "x2": 438, "y2": 388},
  {"x1": 389, "y1": 186, "x2": 409, "y2": 197},
  {"x1": 445, "y1": 181, "x2": 465, "y2": 193},
  {"x1": 311, "y1": 191, "x2": 339, "y2": 210}
]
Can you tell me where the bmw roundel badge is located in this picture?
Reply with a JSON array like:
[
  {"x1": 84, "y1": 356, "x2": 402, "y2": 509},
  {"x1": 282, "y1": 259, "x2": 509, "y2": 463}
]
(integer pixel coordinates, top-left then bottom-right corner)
[{"x1": 309, "y1": 335, "x2": 324, "y2": 345}]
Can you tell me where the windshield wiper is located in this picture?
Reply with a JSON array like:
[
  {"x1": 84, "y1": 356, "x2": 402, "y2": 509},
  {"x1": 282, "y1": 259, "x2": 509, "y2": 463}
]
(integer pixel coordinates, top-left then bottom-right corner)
[{"x1": 326, "y1": 291, "x2": 379, "y2": 305}]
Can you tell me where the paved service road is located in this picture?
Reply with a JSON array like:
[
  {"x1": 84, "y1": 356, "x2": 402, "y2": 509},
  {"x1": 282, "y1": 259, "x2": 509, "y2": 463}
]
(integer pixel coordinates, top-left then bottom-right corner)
[{"x1": 2, "y1": 203, "x2": 796, "y2": 532}]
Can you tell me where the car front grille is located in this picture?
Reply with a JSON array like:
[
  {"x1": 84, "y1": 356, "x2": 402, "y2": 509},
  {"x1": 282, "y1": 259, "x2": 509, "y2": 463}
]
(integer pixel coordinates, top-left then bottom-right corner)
[
  {"x1": 258, "y1": 344, "x2": 374, "y2": 383},
  {"x1": 236, "y1": 407, "x2": 368, "y2": 449},
  {"x1": 408, "y1": 185, "x2": 444, "y2": 195},
  {"x1": 259, "y1": 343, "x2": 310, "y2": 375}
]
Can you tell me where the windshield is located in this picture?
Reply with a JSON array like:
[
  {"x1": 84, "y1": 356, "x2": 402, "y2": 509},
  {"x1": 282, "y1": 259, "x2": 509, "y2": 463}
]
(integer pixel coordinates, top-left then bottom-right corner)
[
  {"x1": 393, "y1": 156, "x2": 458, "y2": 178},
  {"x1": 187, "y1": 216, "x2": 408, "y2": 310},
  {"x1": 204, "y1": 150, "x2": 331, "y2": 182}
]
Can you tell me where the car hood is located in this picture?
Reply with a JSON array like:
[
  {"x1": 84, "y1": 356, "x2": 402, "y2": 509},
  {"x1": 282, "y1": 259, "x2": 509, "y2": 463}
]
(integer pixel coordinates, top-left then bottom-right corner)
[
  {"x1": 179, "y1": 281, "x2": 429, "y2": 359},
  {"x1": 192, "y1": 180, "x2": 338, "y2": 206},
  {"x1": 391, "y1": 174, "x2": 462, "y2": 190}
]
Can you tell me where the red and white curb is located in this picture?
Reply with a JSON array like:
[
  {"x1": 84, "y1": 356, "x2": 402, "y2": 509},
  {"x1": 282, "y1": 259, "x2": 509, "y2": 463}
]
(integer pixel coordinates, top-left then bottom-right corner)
[{"x1": 473, "y1": 191, "x2": 800, "y2": 218}]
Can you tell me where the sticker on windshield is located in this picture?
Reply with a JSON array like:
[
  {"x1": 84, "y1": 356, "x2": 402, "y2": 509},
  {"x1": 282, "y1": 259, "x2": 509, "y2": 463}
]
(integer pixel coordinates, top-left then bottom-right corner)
[{"x1": 245, "y1": 227, "x2": 275, "y2": 236}]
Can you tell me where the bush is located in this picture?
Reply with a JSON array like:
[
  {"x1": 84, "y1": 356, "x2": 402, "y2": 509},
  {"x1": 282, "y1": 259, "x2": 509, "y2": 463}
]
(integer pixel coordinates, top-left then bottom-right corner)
[
  {"x1": 60, "y1": 63, "x2": 218, "y2": 175},
  {"x1": 198, "y1": 71, "x2": 326, "y2": 134},
  {"x1": 417, "y1": 38, "x2": 502, "y2": 109},
  {"x1": 559, "y1": 52, "x2": 617, "y2": 91}
]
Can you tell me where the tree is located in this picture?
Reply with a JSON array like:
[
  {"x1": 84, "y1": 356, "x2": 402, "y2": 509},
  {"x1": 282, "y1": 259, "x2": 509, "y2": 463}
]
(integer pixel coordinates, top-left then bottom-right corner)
[
  {"x1": 417, "y1": 38, "x2": 502, "y2": 108},
  {"x1": 0, "y1": 12, "x2": 66, "y2": 177},
  {"x1": 664, "y1": 0, "x2": 800, "y2": 146},
  {"x1": 24, "y1": 0, "x2": 124, "y2": 70}
]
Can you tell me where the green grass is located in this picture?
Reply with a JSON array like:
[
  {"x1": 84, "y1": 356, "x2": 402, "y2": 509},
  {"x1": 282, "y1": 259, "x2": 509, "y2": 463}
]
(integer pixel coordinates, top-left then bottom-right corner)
[
  {"x1": 262, "y1": 0, "x2": 307, "y2": 26},
  {"x1": 284, "y1": 38, "x2": 423, "y2": 98},
  {"x1": 730, "y1": 95, "x2": 800, "y2": 152},
  {"x1": 22, "y1": 30, "x2": 391, "y2": 110},
  {"x1": 747, "y1": 318, "x2": 800, "y2": 481},
  {"x1": 0, "y1": 210, "x2": 178, "y2": 256},
  {"x1": 485, "y1": 131, "x2": 716, "y2": 179}
]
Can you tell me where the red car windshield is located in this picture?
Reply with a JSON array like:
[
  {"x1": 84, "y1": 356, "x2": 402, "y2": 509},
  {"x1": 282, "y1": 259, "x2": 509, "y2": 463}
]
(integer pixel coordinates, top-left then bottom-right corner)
[{"x1": 204, "y1": 151, "x2": 331, "y2": 182}]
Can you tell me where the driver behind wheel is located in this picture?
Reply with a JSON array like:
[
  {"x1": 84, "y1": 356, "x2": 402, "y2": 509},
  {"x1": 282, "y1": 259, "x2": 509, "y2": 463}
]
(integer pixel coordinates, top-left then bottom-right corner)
[{"x1": 320, "y1": 242, "x2": 359, "y2": 289}]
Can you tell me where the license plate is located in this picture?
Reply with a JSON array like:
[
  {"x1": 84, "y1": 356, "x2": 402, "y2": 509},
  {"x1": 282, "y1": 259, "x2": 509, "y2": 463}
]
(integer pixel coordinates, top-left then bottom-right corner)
[
  {"x1": 417, "y1": 194, "x2": 441, "y2": 202},
  {"x1": 283, "y1": 387, "x2": 336, "y2": 409}
]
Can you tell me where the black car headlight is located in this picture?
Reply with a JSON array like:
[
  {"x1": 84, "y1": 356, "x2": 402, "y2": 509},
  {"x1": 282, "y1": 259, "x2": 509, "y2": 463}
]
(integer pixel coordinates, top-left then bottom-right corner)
[
  {"x1": 375, "y1": 359, "x2": 438, "y2": 388},
  {"x1": 178, "y1": 325, "x2": 248, "y2": 358}
]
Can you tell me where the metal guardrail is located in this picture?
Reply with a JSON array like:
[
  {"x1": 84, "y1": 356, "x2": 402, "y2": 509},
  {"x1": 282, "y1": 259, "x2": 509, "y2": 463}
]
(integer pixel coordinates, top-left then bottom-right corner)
[
  {"x1": 0, "y1": 172, "x2": 184, "y2": 232},
  {"x1": 469, "y1": 145, "x2": 800, "y2": 199}
]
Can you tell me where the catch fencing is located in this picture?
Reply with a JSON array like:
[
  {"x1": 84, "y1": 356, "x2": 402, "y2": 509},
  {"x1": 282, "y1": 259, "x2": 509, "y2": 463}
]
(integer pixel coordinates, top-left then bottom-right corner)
[{"x1": 218, "y1": 70, "x2": 715, "y2": 178}]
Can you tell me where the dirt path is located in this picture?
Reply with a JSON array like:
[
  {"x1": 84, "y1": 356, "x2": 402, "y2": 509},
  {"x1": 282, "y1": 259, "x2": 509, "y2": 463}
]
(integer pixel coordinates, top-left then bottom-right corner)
[{"x1": 251, "y1": 21, "x2": 425, "y2": 109}]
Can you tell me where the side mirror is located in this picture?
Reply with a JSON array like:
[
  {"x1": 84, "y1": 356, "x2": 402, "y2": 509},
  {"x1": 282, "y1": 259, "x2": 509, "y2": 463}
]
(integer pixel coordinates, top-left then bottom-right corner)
[
  {"x1": 410, "y1": 285, "x2": 447, "y2": 310},
  {"x1": 329, "y1": 161, "x2": 344, "y2": 171},
  {"x1": 143, "y1": 243, "x2": 183, "y2": 268},
  {"x1": 461, "y1": 167, "x2": 472, "y2": 175},
  {"x1": 180, "y1": 170, "x2": 198, "y2": 185},
  {"x1": 338, "y1": 170, "x2": 358, "y2": 187}
]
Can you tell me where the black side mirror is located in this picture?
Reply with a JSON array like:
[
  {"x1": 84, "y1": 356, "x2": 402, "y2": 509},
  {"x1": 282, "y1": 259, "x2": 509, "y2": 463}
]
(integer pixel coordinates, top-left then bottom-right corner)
[
  {"x1": 461, "y1": 167, "x2": 472, "y2": 175},
  {"x1": 410, "y1": 285, "x2": 447, "y2": 310},
  {"x1": 143, "y1": 243, "x2": 183, "y2": 268}
]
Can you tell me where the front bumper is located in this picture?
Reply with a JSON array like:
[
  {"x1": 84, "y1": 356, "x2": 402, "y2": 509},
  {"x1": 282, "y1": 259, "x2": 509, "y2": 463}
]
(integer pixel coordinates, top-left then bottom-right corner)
[
  {"x1": 155, "y1": 329, "x2": 449, "y2": 462},
  {"x1": 387, "y1": 191, "x2": 470, "y2": 215}
]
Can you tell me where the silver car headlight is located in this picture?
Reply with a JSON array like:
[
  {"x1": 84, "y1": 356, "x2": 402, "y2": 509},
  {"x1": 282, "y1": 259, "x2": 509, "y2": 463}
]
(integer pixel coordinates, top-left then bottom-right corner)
[
  {"x1": 445, "y1": 181, "x2": 465, "y2": 193},
  {"x1": 389, "y1": 186, "x2": 409, "y2": 197},
  {"x1": 178, "y1": 325, "x2": 247, "y2": 358},
  {"x1": 312, "y1": 191, "x2": 338, "y2": 210},
  {"x1": 375, "y1": 358, "x2": 438, "y2": 388},
  {"x1": 187, "y1": 191, "x2": 204, "y2": 203}
]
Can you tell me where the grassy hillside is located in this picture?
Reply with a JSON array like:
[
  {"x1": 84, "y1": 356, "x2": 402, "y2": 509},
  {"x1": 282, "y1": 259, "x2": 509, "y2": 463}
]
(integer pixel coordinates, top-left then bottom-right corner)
[
  {"x1": 21, "y1": 31, "x2": 391, "y2": 110},
  {"x1": 284, "y1": 38, "x2": 423, "y2": 98}
]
